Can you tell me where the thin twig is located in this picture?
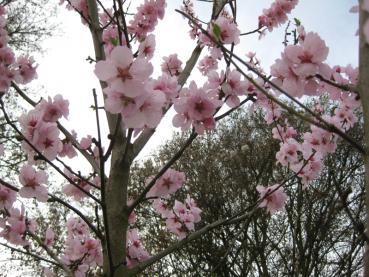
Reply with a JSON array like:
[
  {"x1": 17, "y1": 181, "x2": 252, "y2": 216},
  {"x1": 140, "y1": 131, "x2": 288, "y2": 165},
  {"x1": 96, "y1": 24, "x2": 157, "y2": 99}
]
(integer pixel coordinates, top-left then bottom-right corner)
[
  {"x1": 0, "y1": 242, "x2": 60, "y2": 268},
  {"x1": 315, "y1": 74, "x2": 359, "y2": 94}
]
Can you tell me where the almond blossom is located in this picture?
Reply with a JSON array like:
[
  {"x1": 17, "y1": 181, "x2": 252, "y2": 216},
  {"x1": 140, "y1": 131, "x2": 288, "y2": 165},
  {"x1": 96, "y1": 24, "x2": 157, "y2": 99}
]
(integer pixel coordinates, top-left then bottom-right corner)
[
  {"x1": 128, "y1": 0, "x2": 166, "y2": 39},
  {"x1": 0, "y1": 206, "x2": 36, "y2": 246},
  {"x1": 173, "y1": 81, "x2": 222, "y2": 134},
  {"x1": 36, "y1": 94, "x2": 69, "y2": 122},
  {"x1": 44, "y1": 228, "x2": 55, "y2": 247},
  {"x1": 126, "y1": 229, "x2": 150, "y2": 268},
  {"x1": 270, "y1": 32, "x2": 329, "y2": 97},
  {"x1": 18, "y1": 164, "x2": 48, "y2": 202},
  {"x1": 161, "y1": 54, "x2": 183, "y2": 76},
  {"x1": 94, "y1": 45, "x2": 153, "y2": 97},
  {"x1": 211, "y1": 16, "x2": 240, "y2": 45},
  {"x1": 256, "y1": 184, "x2": 287, "y2": 214},
  {"x1": 0, "y1": 185, "x2": 16, "y2": 210},
  {"x1": 146, "y1": 169, "x2": 185, "y2": 198},
  {"x1": 62, "y1": 168, "x2": 93, "y2": 201},
  {"x1": 258, "y1": 0, "x2": 299, "y2": 31}
]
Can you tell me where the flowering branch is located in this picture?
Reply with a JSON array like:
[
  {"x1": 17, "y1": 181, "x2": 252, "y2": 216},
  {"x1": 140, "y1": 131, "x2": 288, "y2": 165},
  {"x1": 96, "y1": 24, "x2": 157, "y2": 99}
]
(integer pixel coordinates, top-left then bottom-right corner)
[
  {"x1": 176, "y1": 8, "x2": 365, "y2": 154},
  {"x1": 0, "y1": 101, "x2": 102, "y2": 203},
  {"x1": 11, "y1": 82, "x2": 102, "y2": 174},
  {"x1": 28, "y1": 231, "x2": 74, "y2": 277},
  {"x1": 0, "y1": 178, "x2": 102, "y2": 239}
]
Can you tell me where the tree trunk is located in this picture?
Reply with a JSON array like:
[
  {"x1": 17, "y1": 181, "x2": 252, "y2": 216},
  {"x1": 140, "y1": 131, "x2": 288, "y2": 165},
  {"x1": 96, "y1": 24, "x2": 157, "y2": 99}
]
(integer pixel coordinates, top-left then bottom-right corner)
[{"x1": 103, "y1": 135, "x2": 132, "y2": 276}]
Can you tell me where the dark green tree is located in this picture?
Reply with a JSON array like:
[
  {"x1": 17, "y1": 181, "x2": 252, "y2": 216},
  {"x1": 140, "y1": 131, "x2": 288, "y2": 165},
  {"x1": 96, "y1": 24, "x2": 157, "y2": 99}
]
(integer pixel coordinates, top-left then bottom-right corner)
[{"x1": 129, "y1": 109, "x2": 364, "y2": 276}]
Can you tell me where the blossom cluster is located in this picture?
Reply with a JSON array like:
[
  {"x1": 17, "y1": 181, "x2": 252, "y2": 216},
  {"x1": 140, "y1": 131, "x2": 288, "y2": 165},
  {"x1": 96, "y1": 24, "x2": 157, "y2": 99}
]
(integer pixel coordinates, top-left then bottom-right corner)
[
  {"x1": 173, "y1": 81, "x2": 222, "y2": 134},
  {"x1": 254, "y1": 25, "x2": 361, "y2": 213},
  {"x1": 126, "y1": 228, "x2": 150, "y2": 268},
  {"x1": 63, "y1": 168, "x2": 100, "y2": 201},
  {"x1": 152, "y1": 196, "x2": 201, "y2": 240},
  {"x1": 258, "y1": 0, "x2": 299, "y2": 31},
  {"x1": 61, "y1": 217, "x2": 103, "y2": 276},
  {"x1": 199, "y1": 15, "x2": 240, "y2": 46},
  {"x1": 0, "y1": 6, "x2": 36, "y2": 92},
  {"x1": 95, "y1": 45, "x2": 167, "y2": 129},
  {"x1": 270, "y1": 31, "x2": 329, "y2": 98},
  {"x1": 0, "y1": 206, "x2": 37, "y2": 246},
  {"x1": 256, "y1": 185, "x2": 287, "y2": 214},
  {"x1": 19, "y1": 94, "x2": 70, "y2": 161},
  {"x1": 128, "y1": 0, "x2": 166, "y2": 39},
  {"x1": 146, "y1": 169, "x2": 202, "y2": 239}
]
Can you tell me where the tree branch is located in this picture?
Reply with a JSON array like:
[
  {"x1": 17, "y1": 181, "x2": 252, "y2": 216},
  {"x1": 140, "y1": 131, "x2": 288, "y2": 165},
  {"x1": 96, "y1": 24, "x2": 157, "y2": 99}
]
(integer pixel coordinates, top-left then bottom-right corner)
[
  {"x1": 0, "y1": 242, "x2": 61, "y2": 268},
  {"x1": 11, "y1": 82, "x2": 102, "y2": 174}
]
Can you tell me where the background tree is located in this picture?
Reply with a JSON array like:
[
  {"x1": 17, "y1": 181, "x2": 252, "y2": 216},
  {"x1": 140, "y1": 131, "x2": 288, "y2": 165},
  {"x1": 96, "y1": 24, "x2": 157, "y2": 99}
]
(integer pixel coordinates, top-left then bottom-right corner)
[{"x1": 128, "y1": 108, "x2": 364, "y2": 276}]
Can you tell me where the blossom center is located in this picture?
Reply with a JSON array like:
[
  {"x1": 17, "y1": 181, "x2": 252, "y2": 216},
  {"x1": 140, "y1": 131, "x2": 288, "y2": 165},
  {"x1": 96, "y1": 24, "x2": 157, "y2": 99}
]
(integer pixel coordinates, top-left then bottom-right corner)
[{"x1": 117, "y1": 67, "x2": 132, "y2": 82}]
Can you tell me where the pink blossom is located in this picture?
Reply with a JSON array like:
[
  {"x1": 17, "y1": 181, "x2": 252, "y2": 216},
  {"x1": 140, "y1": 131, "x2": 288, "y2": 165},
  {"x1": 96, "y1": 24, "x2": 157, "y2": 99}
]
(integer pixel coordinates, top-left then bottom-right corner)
[
  {"x1": 13, "y1": 56, "x2": 37, "y2": 84},
  {"x1": 44, "y1": 228, "x2": 55, "y2": 247},
  {"x1": 0, "y1": 47, "x2": 15, "y2": 64},
  {"x1": 276, "y1": 138, "x2": 300, "y2": 166},
  {"x1": 256, "y1": 184, "x2": 287, "y2": 213},
  {"x1": 302, "y1": 126, "x2": 336, "y2": 155},
  {"x1": 272, "y1": 124, "x2": 297, "y2": 141},
  {"x1": 59, "y1": 141, "x2": 77, "y2": 159},
  {"x1": 126, "y1": 229, "x2": 150, "y2": 265},
  {"x1": 165, "y1": 216, "x2": 186, "y2": 240},
  {"x1": 0, "y1": 185, "x2": 16, "y2": 209},
  {"x1": 66, "y1": 217, "x2": 89, "y2": 238},
  {"x1": 206, "y1": 70, "x2": 225, "y2": 90},
  {"x1": 270, "y1": 32, "x2": 328, "y2": 97},
  {"x1": 80, "y1": 135, "x2": 92, "y2": 150},
  {"x1": 128, "y1": 0, "x2": 166, "y2": 39},
  {"x1": 291, "y1": 156, "x2": 323, "y2": 186},
  {"x1": 81, "y1": 238, "x2": 103, "y2": 267},
  {"x1": 94, "y1": 46, "x2": 153, "y2": 97},
  {"x1": 0, "y1": 63, "x2": 14, "y2": 90},
  {"x1": 102, "y1": 24, "x2": 126, "y2": 54},
  {"x1": 161, "y1": 54, "x2": 183, "y2": 76},
  {"x1": 211, "y1": 16, "x2": 240, "y2": 45},
  {"x1": 18, "y1": 164, "x2": 48, "y2": 202},
  {"x1": 221, "y1": 69, "x2": 247, "y2": 108},
  {"x1": 147, "y1": 169, "x2": 185, "y2": 198},
  {"x1": 37, "y1": 94, "x2": 69, "y2": 122},
  {"x1": 43, "y1": 268, "x2": 55, "y2": 277},
  {"x1": 198, "y1": 55, "x2": 218, "y2": 75},
  {"x1": 185, "y1": 195, "x2": 202, "y2": 223},
  {"x1": 138, "y1": 34, "x2": 156, "y2": 59},
  {"x1": 32, "y1": 123, "x2": 63, "y2": 160},
  {"x1": 62, "y1": 168, "x2": 92, "y2": 201},
  {"x1": 150, "y1": 73, "x2": 179, "y2": 104},
  {"x1": 152, "y1": 199, "x2": 172, "y2": 218},
  {"x1": 258, "y1": 0, "x2": 298, "y2": 31},
  {"x1": 173, "y1": 81, "x2": 222, "y2": 134},
  {"x1": 104, "y1": 84, "x2": 166, "y2": 129},
  {"x1": 122, "y1": 90, "x2": 165, "y2": 129},
  {"x1": 1, "y1": 206, "x2": 36, "y2": 246}
]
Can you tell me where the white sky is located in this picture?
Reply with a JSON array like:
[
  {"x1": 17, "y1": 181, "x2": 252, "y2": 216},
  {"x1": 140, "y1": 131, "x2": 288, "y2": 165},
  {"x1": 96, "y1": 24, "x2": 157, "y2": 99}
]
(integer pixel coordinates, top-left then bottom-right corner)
[{"x1": 32, "y1": 0, "x2": 358, "y2": 167}]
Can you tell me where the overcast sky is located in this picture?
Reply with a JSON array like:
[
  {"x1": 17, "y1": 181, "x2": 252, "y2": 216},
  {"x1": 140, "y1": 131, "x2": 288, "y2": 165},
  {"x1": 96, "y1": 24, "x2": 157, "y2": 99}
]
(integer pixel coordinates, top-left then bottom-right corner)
[{"x1": 33, "y1": 0, "x2": 358, "y2": 165}]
